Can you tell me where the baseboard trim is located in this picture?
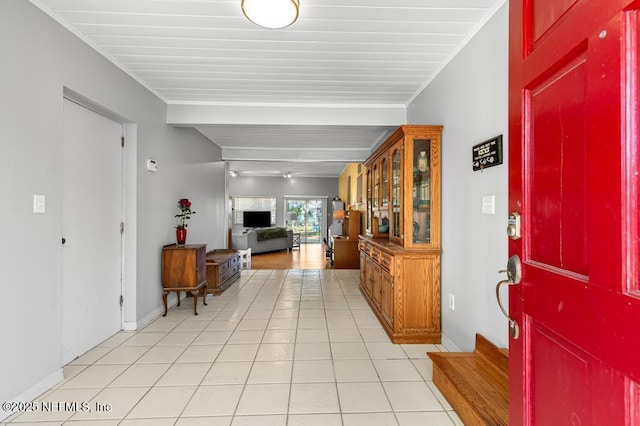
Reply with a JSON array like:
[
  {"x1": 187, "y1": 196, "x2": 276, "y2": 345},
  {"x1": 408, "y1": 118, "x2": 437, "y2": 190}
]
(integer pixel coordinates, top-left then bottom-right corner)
[
  {"x1": 1, "y1": 369, "x2": 64, "y2": 421},
  {"x1": 134, "y1": 305, "x2": 164, "y2": 331},
  {"x1": 441, "y1": 334, "x2": 462, "y2": 352},
  {"x1": 122, "y1": 321, "x2": 138, "y2": 331},
  {"x1": 125, "y1": 294, "x2": 184, "y2": 331}
]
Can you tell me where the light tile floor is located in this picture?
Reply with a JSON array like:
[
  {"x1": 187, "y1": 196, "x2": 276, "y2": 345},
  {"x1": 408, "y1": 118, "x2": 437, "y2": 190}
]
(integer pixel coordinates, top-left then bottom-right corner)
[{"x1": 6, "y1": 269, "x2": 462, "y2": 425}]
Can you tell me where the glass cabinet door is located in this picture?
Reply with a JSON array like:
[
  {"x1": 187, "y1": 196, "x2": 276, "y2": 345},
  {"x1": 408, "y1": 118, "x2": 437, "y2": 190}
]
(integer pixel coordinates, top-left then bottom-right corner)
[
  {"x1": 373, "y1": 164, "x2": 379, "y2": 209},
  {"x1": 391, "y1": 147, "x2": 402, "y2": 240},
  {"x1": 381, "y1": 157, "x2": 389, "y2": 208},
  {"x1": 366, "y1": 168, "x2": 372, "y2": 233},
  {"x1": 364, "y1": 125, "x2": 441, "y2": 247},
  {"x1": 411, "y1": 139, "x2": 431, "y2": 244}
]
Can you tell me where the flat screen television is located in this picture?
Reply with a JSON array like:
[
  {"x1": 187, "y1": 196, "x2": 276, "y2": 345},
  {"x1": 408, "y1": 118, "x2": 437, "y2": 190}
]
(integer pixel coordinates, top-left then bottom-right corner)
[{"x1": 243, "y1": 211, "x2": 271, "y2": 228}]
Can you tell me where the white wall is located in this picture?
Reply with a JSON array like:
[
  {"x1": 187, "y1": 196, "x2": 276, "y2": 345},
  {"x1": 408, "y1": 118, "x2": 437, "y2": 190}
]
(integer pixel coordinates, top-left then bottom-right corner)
[
  {"x1": 132, "y1": 122, "x2": 226, "y2": 317},
  {"x1": 134, "y1": 126, "x2": 225, "y2": 322},
  {"x1": 408, "y1": 3, "x2": 509, "y2": 351},
  {"x1": 229, "y1": 176, "x2": 338, "y2": 234},
  {"x1": 0, "y1": 0, "x2": 225, "y2": 410}
]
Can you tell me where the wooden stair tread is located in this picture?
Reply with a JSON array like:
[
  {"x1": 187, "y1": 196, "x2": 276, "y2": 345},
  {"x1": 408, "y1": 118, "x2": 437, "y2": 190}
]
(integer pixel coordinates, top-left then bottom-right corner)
[{"x1": 428, "y1": 334, "x2": 508, "y2": 426}]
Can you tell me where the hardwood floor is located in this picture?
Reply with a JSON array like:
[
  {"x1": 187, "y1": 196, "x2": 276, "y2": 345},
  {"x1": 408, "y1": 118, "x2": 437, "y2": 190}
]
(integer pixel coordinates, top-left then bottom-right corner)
[{"x1": 249, "y1": 243, "x2": 332, "y2": 269}]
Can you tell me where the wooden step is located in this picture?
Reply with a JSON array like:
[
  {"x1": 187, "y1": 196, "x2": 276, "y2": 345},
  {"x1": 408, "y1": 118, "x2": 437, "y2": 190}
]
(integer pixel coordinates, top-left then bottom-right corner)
[{"x1": 427, "y1": 334, "x2": 508, "y2": 426}]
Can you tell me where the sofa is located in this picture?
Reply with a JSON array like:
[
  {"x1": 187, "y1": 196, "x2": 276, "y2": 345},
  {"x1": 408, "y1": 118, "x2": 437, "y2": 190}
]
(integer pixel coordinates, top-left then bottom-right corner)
[{"x1": 232, "y1": 227, "x2": 294, "y2": 254}]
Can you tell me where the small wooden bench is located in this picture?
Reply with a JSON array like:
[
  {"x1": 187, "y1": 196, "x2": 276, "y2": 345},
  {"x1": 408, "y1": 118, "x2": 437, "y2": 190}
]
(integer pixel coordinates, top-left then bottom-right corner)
[{"x1": 427, "y1": 334, "x2": 508, "y2": 426}]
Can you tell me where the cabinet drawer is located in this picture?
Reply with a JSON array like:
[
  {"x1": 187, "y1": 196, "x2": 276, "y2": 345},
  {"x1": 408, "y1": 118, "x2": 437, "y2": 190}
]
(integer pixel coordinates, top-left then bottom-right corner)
[
  {"x1": 370, "y1": 247, "x2": 381, "y2": 262},
  {"x1": 221, "y1": 263, "x2": 239, "y2": 282},
  {"x1": 221, "y1": 255, "x2": 238, "y2": 271},
  {"x1": 379, "y1": 252, "x2": 393, "y2": 273},
  {"x1": 220, "y1": 259, "x2": 231, "y2": 272}
]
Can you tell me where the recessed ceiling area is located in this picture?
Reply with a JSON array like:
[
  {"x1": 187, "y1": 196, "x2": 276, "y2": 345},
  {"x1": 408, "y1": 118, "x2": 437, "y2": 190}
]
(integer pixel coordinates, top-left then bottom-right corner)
[
  {"x1": 227, "y1": 161, "x2": 347, "y2": 179},
  {"x1": 31, "y1": 0, "x2": 505, "y2": 177},
  {"x1": 197, "y1": 124, "x2": 395, "y2": 177}
]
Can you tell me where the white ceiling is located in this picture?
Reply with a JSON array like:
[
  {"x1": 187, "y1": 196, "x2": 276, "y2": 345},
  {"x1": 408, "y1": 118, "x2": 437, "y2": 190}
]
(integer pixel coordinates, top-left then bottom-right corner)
[{"x1": 31, "y1": 0, "x2": 504, "y2": 177}]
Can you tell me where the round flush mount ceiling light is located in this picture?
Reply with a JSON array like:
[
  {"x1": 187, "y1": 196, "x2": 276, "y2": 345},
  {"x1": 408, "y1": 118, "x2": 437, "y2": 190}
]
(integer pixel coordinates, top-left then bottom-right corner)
[{"x1": 242, "y1": 0, "x2": 299, "y2": 29}]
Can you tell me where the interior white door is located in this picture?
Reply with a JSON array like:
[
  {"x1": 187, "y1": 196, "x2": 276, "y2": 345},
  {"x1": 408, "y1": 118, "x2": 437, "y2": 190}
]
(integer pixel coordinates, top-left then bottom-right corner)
[{"x1": 62, "y1": 99, "x2": 123, "y2": 364}]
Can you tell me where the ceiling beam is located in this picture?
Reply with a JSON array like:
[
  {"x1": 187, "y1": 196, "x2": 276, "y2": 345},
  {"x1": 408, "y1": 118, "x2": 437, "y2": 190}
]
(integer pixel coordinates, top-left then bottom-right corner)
[
  {"x1": 222, "y1": 146, "x2": 369, "y2": 162},
  {"x1": 167, "y1": 102, "x2": 406, "y2": 126}
]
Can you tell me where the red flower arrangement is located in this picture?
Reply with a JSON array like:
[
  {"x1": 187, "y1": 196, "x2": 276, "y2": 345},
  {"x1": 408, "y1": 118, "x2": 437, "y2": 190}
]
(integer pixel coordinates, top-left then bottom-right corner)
[{"x1": 175, "y1": 198, "x2": 196, "y2": 229}]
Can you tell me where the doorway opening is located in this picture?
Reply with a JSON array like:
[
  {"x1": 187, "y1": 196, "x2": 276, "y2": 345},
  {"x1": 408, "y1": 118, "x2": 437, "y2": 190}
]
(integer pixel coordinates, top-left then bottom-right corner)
[{"x1": 285, "y1": 198, "x2": 326, "y2": 244}]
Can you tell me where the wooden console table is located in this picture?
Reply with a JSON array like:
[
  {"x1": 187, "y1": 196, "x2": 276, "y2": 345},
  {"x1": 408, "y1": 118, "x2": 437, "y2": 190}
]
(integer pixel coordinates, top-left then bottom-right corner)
[
  {"x1": 161, "y1": 244, "x2": 208, "y2": 316},
  {"x1": 206, "y1": 249, "x2": 240, "y2": 295}
]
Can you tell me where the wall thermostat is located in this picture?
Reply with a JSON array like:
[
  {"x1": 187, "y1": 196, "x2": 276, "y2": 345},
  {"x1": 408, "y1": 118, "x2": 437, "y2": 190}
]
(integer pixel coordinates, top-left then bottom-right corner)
[{"x1": 146, "y1": 159, "x2": 158, "y2": 172}]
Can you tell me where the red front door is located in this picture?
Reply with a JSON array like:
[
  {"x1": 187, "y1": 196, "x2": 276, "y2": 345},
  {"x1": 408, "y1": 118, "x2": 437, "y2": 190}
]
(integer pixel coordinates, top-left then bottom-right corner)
[{"x1": 509, "y1": 0, "x2": 640, "y2": 424}]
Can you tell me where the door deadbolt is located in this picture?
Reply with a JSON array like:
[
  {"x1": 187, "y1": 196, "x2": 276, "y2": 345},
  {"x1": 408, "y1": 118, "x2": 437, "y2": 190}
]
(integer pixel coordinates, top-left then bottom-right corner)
[{"x1": 507, "y1": 212, "x2": 521, "y2": 240}]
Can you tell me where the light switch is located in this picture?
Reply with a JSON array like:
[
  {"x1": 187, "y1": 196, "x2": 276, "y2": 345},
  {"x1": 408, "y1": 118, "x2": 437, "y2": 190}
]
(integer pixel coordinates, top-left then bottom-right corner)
[
  {"x1": 33, "y1": 194, "x2": 46, "y2": 213},
  {"x1": 482, "y1": 195, "x2": 495, "y2": 215}
]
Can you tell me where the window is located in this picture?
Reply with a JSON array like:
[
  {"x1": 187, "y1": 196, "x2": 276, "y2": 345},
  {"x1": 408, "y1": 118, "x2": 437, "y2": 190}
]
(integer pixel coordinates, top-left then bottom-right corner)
[{"x1": 233, "y1": 197, "x2": 276, "y2": 225}]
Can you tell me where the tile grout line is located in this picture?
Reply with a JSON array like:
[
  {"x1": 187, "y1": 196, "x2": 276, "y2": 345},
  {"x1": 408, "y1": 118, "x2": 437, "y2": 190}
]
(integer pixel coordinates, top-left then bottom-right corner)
[
  {"x1": 113, "y1": 269, "x2": 257, "y2": 422},
  {"x1": 325, "y1": 270, "x2": 347, "y2": 426},
  {"x1": 117, "y1": 270, "x2": 243, "y2": 422},
  {"x1": 172, "y1": 271, "x2": 255, "y2": 421},
  {"x1": 284, "y1": 269, "x2": 304, "y2": 426},
  {"x1": 230, "y1": 269, "x2": 293, "y2": 420}
]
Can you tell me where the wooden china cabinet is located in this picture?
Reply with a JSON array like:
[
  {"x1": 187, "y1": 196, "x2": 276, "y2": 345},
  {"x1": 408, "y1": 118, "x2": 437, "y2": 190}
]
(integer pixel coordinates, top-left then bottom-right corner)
[{"x1": 360, "y1": 125, "x2": 442, "y2": 343}]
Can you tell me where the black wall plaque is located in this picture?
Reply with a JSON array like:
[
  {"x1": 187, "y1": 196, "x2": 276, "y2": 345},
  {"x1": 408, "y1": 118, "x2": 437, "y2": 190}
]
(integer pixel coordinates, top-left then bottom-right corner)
[{"x1": 472, "y1": 135, "x2": 503, "y2": 171}]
